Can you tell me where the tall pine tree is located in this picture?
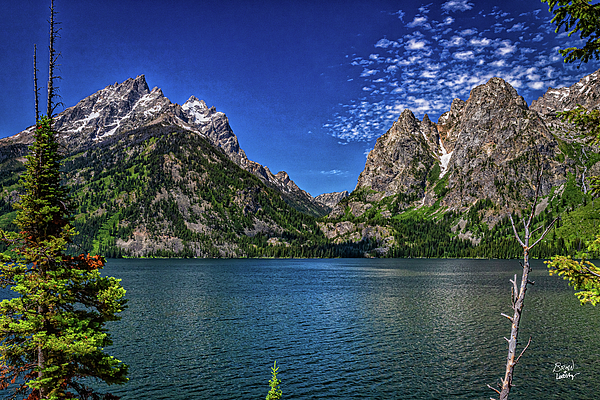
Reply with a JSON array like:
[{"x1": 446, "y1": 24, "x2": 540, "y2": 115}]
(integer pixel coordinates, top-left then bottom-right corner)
[{"x1": 0, "y1": 1, "x2": 128, "y2": 399}]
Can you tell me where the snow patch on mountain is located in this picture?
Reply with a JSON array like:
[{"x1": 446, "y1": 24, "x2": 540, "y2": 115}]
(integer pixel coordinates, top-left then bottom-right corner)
[{"x1": 439, "y1": 140, "x2": 453, "y2": 179}]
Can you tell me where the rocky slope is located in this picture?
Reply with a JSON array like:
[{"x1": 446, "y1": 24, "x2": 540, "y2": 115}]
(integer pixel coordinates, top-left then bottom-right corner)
[
  {"x1": 0, "y1": 120, "x2": 345, "y2": 258},
  {"x1": 530, "y1": 69, "x2": 600, "y2": 115},
  {"x1": 0, "y1": 75, "x2": 327, "y2": 217},
  {"x1": 314, "y1": 191, "x2": 349, "y2": 208},
  {"x1": 322, "y1": 71, "x2": 600, "y2": 253}
]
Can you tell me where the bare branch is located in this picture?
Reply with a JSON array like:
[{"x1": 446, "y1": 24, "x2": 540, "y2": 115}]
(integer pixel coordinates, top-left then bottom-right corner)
[
  {"x1": 487, "y1": 384, "x2": 501, "y2": 395},
  {"x1": 531, "y1": 224, "x2": 544, "y2": 235},
  {"x1": 46, "y1": 0, "x2": 62, "y2": 119},
  {"x1": 33, "y1": 44, "x2": 40, "y2": 122},
  {"x1": 529, "y1": 217, "x2": 559, "y2": 249},
  {"x1": 515, "y1": 337, "x2": 532, "y2": 365},
  {"x1": 501, "y1": 313, "x2": 513, "y2": 322},
  {"x1": 582, "y1": 264, "x2": 600, "y2": 278},
  {"x1": 509, "y1": 215, "x2": 526, "y2": 247},
  {"x1": 510, "y1": 275, "x2": 518, "y2": 304},
  {"x1": 527, "y1": 167, "x2": 544, "y2": 228}
]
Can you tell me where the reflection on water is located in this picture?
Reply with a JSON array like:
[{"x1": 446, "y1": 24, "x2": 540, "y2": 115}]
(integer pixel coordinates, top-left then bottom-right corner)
[{"x1": 2, "y1": 258, "x2": 598, "y2": 399}]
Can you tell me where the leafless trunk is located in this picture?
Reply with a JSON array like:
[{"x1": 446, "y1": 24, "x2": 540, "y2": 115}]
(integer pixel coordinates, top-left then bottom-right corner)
[
  {"x1": 488, "y1": 171, "x2": 558, "y2": 400},
  {"x1": 34, "y1": 44, "x2": 40, "y2": 122},
  {"x1": 46, "y1": 0, "x2": 62, "y2": 120}
]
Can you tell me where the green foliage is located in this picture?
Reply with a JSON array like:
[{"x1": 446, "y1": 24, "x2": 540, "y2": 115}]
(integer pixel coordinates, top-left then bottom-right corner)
[
  {"x1": 546, "y1": 249, "x2": 600, "y2": 305},
  {"x1": 543, "y1": 0, "x2": 600, "y2": 64},
  {"x1": 433, "y1": 174, "x2": 449, "y2": 197},
  {"x1": 265, "y1": 361, "x2": 282, "y2": 400},
  {"x1": 543, "y1": 1, "x2": 600, "y2": 305},
  {"x1": 0, "y1": 117, "x2": 128, "y2": 399},
  {"x1": 427, "y1": 163, "x2": 441, "y2": 185}
]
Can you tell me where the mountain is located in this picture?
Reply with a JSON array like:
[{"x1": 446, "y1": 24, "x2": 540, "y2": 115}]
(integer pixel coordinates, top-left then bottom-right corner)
[
  {"x1": 0, "y1": 75, "x2": 328, "y2": 217},
  {"x1": 321, "y1": 71, "x2": 600, "y2": 258},
  {"x1": 2, "y1": 72, "x2": 599, "y2": 259},
  {"x1": 530, "y1": 69, "x2": 600, "y2": 115},
  {"x1": 0, "y1": 76, "x2": 353, "y2": 258},
  {"x1": 314, "y1": 191, "x2": 349, "y2": 208}
]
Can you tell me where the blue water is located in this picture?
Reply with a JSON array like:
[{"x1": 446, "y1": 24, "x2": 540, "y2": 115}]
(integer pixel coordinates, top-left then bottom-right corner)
[{"x1": 3, "y1": 258, "x2": 599, "y2": 399}]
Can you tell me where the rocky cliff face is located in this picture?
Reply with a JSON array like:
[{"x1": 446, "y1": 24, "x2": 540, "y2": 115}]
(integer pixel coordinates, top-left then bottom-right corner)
[
  {"x1": 351, "y1": 76, "x2": 569, "y2": 213},
  {"x1": 439, "y1": 77, "x2": 562, "y2": 210},
  {"x1": 324, "y1": 71, "x2": 600, "y2": 250},
  {"x1": 530, "y1": 70, "x2": 600, "y2": 115},
  {"x1": 0, "y1": 75, "x2": 326, "y2": 216},
  {"x1": 355, "y1": 109, "x2": 438, "y2": 201},
  {"x1": 314, "y1": 191, "x2": 349, "y2": 208}
]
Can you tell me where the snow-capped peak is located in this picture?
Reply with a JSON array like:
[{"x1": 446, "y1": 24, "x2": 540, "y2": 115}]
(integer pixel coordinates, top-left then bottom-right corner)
[{"x1": 182, "y1": 96, "x2": 211, "y2": 124}]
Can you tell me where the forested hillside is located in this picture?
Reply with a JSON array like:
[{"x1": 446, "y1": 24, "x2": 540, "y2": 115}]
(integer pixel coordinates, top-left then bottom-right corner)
[{"x1": 0, "y1": 123, "x2": 364, "y2": 258}]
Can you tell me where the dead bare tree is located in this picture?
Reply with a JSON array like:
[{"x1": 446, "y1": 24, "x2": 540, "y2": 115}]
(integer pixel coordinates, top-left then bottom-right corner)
[
  {"x1": 34, "y1": 44, "x2": 40, "y2": 122},
  {"x1": 488, "y1": 170, "x2": 559, "y2": 400},
  {"x1": 46, "y1": 0, "x2": 63, "y2": 120}
]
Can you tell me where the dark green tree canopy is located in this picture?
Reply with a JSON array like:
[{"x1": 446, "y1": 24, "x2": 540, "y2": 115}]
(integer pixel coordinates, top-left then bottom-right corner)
[{"x1": 543, "y1": 0, "x2": 600, "y2": 64}]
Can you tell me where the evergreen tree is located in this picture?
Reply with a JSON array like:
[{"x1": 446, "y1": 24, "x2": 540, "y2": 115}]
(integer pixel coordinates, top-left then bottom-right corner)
[
  {"x1": 0, "y1": 1, "x2": 128, "y2": 399},
  {"x1": 542, "y1": 0, "x2": 600, "y2": 305}
]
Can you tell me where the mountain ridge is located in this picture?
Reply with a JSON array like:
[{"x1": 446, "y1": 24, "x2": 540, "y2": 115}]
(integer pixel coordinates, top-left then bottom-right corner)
[
  {"x1": 2, "y1": 71, "x2": 600, "y2": 258},
  {"x1": 321, "y1": 70, "x2": 600, "y2": 256},
  {"x1": 1, "y1": 75, "x2": 328, "y2": 217}
]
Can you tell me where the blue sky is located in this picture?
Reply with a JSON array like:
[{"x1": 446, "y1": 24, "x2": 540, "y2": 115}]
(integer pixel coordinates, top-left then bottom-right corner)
[{"x1": 1, "y1": 0, "x2": 597, "y2": 196}]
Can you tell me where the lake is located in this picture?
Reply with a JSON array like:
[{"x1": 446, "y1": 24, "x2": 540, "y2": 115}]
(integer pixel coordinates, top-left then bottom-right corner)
[{"x1": 4, "y1": 258, "x2": 600, "y2": 399}]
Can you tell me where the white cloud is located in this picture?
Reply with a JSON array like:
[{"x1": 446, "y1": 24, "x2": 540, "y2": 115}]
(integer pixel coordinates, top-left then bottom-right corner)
[
  {"x1": 460, "y1": 28, "x2": 477, "y2": 36},
  {"x1": 469, "y1": 37, "x2": 492, "y2": 47},
  {"x1": 444, "y1": 35, "x2": 466, "y2": 47},
  {"x1": 441, "y1": 16, "x2": 454, "y2": 25},
  {"x1": 527, "y1": 81, "x2": 546, "y2": 90},
  {"x1": 360, "y1": 69, "x2": 378, "y2": 77},
  {"x1": 375, "y1": 38, "x2": 400, "y2": 48},
  {"x1": 442, "y1": 0, "x2": 474, "y2": 12},
  {"x1": 490, "y1": 59, "x2": 507, "y2": 67},
  {"x1": 507, "y1": 23, "x2": 526, "y2": 32},
  {"x1": 405, "y1": 39, "x2": 428, "y2": 50},
  {"x1": 495, "y1": 40, "x2": 517, "y2": 57},
  {"x1": 525, "y1": 67, "x2": 540, "y2": 81},
  {"x1": 320, "y1": 169, "x2": 346, "y2": 176},
  {"x1": 421, "y1": 70, "x2": 438, "y2": 78},
  {"x1": 453, "y1": 51, "x2": 475, "y2": 61},
  {"x1": 407, "y1": 16, "x2": 429, "y2": 28},
  {"x1": 532, "y1": 33, "x2": 544, "y2": 42}
]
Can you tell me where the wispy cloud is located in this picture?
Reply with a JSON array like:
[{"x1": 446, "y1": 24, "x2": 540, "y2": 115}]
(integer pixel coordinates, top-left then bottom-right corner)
[
  {"x1": 323, "y1": 2, "x2": 593, "y2": 142},
  {"x1": 442, "y1": 0, "x2": 474, "y2": 13},
  {"x1": 320, "y1": 169, "x2": 348, "y2": 176}
]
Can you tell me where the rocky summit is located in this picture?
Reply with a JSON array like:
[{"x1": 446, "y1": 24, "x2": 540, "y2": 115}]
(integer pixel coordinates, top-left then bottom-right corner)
[
  {"x1": 0, "y1": 75, "x2": 327, "y2": 217},
  {"x1": 1, "y1": 71, "x2": 599, "y2": 259},
  {"x1": 323, "y1": 70, "x2": 600, "y2": 257},
  {"x1": 0, "y1": 76, "x2": 339, "y2": 258}
]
